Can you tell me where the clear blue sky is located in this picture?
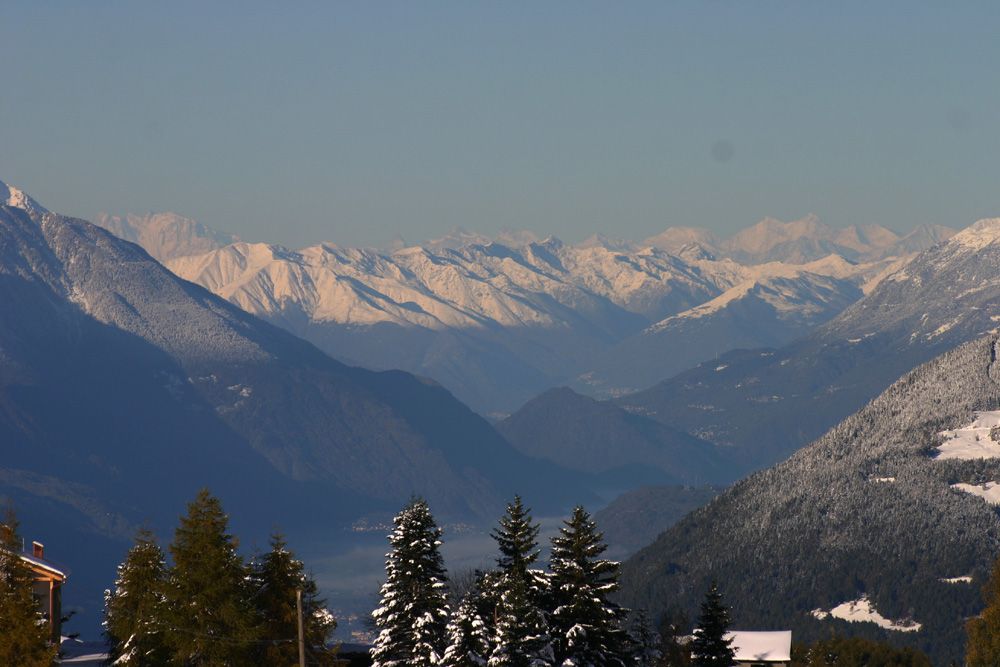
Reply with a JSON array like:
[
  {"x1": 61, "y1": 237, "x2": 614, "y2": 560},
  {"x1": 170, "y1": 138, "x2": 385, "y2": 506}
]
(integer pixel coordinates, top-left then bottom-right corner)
[{"x1": 2, "y1": 1, "x2": 999, "y2": 247}]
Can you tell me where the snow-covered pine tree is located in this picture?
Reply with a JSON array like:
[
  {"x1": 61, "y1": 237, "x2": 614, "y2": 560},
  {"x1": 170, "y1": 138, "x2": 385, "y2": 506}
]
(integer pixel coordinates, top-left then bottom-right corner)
[
  {"x1": 442, "y1": 591, "x2": 491, "y2": 667},
  {"x1": 104, "y1": 528, "x2": 170, "y2": 666},
  {"x1": 548, "y1": 505, "x2": 628, "y2": 667},
  {"x1": 165, "y1": 489, "x2": 261, "y2": 664},
  {"x1": 488, "y1": 496, "x2": 554, "y2": 667},
  {"x1": 0, "y1": 508, "x2": 57, "y2": 667},
  {"x1": 371, "y1": 498, "x2": 450, "y2": 667},
  {"x1": 690, "y1": 583, "x2": 734, "y2": 667},
  {"x1": 250, "y1": 532, "x2": 337, "y2": 666}
]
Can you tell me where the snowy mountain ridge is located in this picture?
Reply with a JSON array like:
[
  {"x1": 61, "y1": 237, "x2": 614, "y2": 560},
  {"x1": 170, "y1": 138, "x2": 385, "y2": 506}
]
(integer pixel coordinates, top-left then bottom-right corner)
[{"x1": 85, "y1": 198, "x2": 956, "y2": 412}]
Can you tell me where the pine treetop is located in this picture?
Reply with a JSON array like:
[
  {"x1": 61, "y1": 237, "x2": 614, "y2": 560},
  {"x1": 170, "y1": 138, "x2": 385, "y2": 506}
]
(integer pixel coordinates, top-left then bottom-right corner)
[
  {"x1": 492, "y1": 496, "x2": 541, "y2": 574},
  {"x1": 691, "y1": 582, "x2": 735, "y2": 667}
]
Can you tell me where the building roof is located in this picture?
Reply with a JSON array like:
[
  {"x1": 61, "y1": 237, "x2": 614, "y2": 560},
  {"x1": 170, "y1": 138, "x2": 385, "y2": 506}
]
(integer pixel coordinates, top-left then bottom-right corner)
[
  {"x1": 19, "y1": 552, "x2": 67, "y2": 580},
  {"x1": 726, "y1": 630, "x2": 792, "y2": 662}
]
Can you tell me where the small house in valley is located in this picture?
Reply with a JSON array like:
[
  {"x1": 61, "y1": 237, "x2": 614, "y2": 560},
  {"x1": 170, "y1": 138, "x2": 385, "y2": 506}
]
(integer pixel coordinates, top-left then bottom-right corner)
[{"x1": 726, "y1": 630, "x2": 792, "y2": 667}]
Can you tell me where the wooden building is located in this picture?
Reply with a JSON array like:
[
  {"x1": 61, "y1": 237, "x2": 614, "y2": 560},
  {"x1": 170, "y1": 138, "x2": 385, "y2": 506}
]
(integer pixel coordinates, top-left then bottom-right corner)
[{"x1": 19, "y1": 539, "x2": 68, "y2": 643}]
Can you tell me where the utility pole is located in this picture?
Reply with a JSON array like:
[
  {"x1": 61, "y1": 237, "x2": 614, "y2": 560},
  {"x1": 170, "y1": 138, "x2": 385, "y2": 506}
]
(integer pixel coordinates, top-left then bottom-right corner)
[{"x1": 297, "y1": 588, "x2": 306, "y2": 667}]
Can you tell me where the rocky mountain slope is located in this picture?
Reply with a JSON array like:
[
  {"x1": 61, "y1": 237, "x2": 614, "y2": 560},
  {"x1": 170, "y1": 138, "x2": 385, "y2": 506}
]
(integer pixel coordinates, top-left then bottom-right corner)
[
  {"x1": 620, "y1": 336, "x2": 1000, "y2": 664},
  {"x1": 99, "y1": 212, "x2": 936, "y2": 414}
]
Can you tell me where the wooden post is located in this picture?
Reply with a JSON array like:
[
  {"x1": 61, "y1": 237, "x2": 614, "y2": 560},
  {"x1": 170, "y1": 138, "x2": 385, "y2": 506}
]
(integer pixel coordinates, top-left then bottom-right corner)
[{"x1": 297, "y1": 588, "x2": 306, "y2": 667}]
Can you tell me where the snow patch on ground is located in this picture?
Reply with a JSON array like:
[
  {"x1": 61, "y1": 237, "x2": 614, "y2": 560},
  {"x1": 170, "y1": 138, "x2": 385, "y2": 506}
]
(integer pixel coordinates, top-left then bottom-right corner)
[
  {"x1": 951, "y1": 482, "x2": 1000, "y2": 505},
  {"x1": 811, "y1": 596, "x2": 921, "y2": 632},
  {"x1": 934, "y1": 411, "x2": 1000, "y2": 460}
]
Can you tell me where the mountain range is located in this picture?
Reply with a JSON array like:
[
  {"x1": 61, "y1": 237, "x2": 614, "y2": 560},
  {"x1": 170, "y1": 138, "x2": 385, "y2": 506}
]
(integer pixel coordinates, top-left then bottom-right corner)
[
  {"x1": 93, "y1": 212, "x2": 952, "y2": 414},
  {"x1": 0, "y1": 180, "x2": 591, "y2": 633}
]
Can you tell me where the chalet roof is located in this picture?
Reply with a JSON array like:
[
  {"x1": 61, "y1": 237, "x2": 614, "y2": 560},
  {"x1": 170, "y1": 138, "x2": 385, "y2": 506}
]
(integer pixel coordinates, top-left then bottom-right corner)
[
  {"x1": 20, "y1": 552, "x2": 67, "y2": 580},
  {"x1": 726, "y1": 630, "x2": 792, "y2": 662}
]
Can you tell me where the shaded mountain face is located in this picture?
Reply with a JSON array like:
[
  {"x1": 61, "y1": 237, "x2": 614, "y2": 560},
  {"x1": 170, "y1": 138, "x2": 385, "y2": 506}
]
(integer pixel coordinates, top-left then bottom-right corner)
[
  {"x1": 0, "y1": 182, "x2": 588, "y2": 632},
  {"x1": 592, "y1": 484, "x2": 720, "y2": 559},
  {"x1": 620, "y1": 336, "x2": 1000, "y2": 665},
  {"x1": 497, "y1": 387, "x2": 729, "y2": 487}
]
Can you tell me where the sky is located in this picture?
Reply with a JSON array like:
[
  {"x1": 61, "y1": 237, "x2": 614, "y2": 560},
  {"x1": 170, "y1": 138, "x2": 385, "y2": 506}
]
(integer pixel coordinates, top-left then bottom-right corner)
[{"x1": 2, "y1": 1, "x2": 1000, "y2": 248}]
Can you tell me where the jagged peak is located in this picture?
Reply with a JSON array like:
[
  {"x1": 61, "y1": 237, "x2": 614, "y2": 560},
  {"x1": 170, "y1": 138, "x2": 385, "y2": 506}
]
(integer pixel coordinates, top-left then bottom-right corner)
[{"x1": 0, "y1": 179, "x2": 48, "y2": 216}]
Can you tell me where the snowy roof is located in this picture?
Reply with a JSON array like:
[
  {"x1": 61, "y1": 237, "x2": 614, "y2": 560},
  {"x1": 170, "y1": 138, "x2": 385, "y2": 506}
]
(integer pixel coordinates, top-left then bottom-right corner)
[
  {"x1": 726, "y1": 630, "x2": 792, "y2": 662},
  {"x1": 19, "y1": 552, "x2": 67, "y2": 579}
]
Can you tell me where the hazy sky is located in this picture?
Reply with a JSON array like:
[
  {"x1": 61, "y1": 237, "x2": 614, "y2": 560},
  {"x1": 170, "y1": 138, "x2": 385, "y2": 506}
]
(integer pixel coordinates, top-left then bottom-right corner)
[{"x1": 2, "y1": 1, "x2": 999, "y2": 248}]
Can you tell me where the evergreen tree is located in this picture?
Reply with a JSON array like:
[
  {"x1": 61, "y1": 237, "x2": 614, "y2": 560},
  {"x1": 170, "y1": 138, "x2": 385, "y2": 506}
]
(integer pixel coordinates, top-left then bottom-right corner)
[
  {"x1": 104, "y1": 528, "x2": 170, "y2": 666},
  {"x1": 967, "y1": 554, "x2": 1000, "y2": 667},
  {"x1": 488, "y1": 496, "x2": 554, "y2": 667},
  {"x1": 442, "y1": 591, "x2": 491, "y2": 667},
  {"x1": 0, "y1": 508, "x2": 57, "y2": 666},
  {"x1": 655, "y1": 612, "x2": 691, "y2": 667},
  {"x1": 625, "y1": 610, "x2": 661, "y2": 667},
  {"x1": 371, "y1": 498, "x2": 450, "y2": 667},
  {"x1": 250, "y1": 533, "x2": 337, "y2": 666},
  {"x1": 165, "y1": 489, "x2": 260, "y2": 665},
  {"x1": 548, "y1": 505, "x2": 628, "y2": 667},
  {"x1": 690, "y1": 583, "x2": 734, "y2": 667}
]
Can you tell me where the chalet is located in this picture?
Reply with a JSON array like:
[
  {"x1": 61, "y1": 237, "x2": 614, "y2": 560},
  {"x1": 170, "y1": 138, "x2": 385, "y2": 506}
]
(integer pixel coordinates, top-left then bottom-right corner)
[
  {"x1": 726, "y1": 630, "x2": 792, "y2": 667},
  {"x1": 2, "y1": 526, "x2": 68, "y2": 644}
]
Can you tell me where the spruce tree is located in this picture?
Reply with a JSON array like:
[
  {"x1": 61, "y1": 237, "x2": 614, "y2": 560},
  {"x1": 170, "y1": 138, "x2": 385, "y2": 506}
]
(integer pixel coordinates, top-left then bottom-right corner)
[
  {"x1": 104, "y1": 528, "x2": 170, "y2": 666},
  {"x1": 625, "y1": 610, "x2": 661, "y2": 667},
  {"x1": 967, "y1": 555, "x2": 1000, "y2": 666},
  {"x1": 371, "y1": 498, "x2": 450, "y2": 667},
  {"x1": 690, "y1": 583, "x2": 734, "y2": 667},
  {"x1": 165, "y1": 489, "x2": 260, "y2": 665},
  {"x1": 442, "y1": 591, "x2": 491, "y2": 667},
  {"x1": 488, "y1": 496, "x2": 554, "y2": 667},
  {"x1": 250, "y1": 533, "x2": 337, "y2": 666},
  {"x1": 0, "y1": 508, "x2": 57, "y2": 666},
  {"x1": 548, "y1": 505, "x2": 628, "y2": 667}
]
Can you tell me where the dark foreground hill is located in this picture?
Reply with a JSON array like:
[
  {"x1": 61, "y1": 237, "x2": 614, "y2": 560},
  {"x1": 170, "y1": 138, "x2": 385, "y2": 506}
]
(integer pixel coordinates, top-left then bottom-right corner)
[{"x1": 620, "y1": 336, "x2": 1000, "y2": 664}]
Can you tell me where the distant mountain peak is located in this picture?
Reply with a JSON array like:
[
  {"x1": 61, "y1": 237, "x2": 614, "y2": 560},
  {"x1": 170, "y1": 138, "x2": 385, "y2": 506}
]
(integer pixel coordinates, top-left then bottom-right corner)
[
  {"x1": 0, "y1": 179, "x2": 48, "y2": 216},
  {"x1": 949, "y1": 217, "x2": 1000, "y2": 251}
]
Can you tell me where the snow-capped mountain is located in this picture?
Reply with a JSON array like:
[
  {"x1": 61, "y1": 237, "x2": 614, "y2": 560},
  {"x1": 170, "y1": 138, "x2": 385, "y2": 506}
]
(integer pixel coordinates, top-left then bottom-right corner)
[
  {"x1": 620, "y1": 336, "x2": 1000, "y2": 664},
  {"x1": 94, "y1": 211, "x2": 238, "y2": 262},
  {"x1": 607, "y1": 216, "x2": 1000, "y2": 471},
  {"x1": 131, "y1": 214, "x2": 939, "y2": 414},
  {"x1": 643, "y1": 215, "x2": 955, "y2": 264},
  {"x1": 572, "y1": 256, "x2": 886, "y2": 395},
  {"x1": 0, "y1": 180, "x2": 592, "y2": 632}
]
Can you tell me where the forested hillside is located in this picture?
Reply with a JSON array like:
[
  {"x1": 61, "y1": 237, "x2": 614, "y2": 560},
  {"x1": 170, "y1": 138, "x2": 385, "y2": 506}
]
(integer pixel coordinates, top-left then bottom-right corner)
[{"x1": 620, "y1": 336, "x2": 1000, "y2": 664}]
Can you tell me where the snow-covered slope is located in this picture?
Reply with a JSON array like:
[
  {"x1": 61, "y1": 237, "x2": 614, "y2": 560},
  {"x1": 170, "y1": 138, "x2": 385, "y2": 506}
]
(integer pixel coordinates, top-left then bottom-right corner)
[{"x1": 621, "y1": 336, "x2": 1000, "y2": 664}]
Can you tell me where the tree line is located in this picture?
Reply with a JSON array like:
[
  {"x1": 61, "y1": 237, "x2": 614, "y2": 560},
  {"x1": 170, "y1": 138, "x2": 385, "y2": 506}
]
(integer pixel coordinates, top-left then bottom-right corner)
[{"x1": 368, "y1": 495, "x2": 709, "y2": 667}]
